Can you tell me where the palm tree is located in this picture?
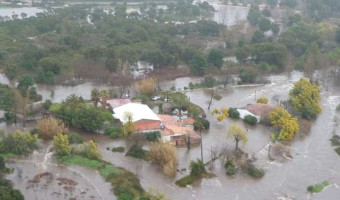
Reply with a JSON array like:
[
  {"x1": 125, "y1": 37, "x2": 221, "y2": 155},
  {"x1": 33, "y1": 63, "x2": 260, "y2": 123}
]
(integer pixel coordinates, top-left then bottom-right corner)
[
  {"x1": 100, "y1": 90, "x2": 110, "y2": 109},
  {"x1": 91, "y1": 88, "x2": 100, "y2": 107},
  {"x1": 66, "y1": 94, "x2": 83, "y2": 107}
]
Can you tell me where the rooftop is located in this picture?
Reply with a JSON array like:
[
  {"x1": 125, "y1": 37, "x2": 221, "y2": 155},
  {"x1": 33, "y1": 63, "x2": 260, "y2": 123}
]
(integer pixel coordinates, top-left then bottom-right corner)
[
  {"x1": 107, "y1": 99, "x2": 132, "y2": 109},
  {"x1": 243, "y1": 103, "x2": 274, "y2": 116},
  {"x1": 113, "y1": 103, "x2": 160, "y2": 123}
]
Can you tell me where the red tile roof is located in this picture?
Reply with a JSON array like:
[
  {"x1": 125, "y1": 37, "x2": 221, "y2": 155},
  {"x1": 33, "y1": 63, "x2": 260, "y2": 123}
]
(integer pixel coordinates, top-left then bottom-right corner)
[
  {"x1": 243, "y1": 103, "x2": 274, "y2": 116},
  {"x1": 183, "y1": 118, "x2": 195, "y2": 125},
  {"x1": 134, "y1": 120, "x2": 162, "y2": 132}
]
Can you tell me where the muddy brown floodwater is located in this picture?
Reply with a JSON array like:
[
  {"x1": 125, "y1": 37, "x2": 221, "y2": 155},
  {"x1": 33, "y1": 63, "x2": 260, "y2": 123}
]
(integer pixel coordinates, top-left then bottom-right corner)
[{"x1": 3, "y1": 70, "x2": 340, "y2": 200}]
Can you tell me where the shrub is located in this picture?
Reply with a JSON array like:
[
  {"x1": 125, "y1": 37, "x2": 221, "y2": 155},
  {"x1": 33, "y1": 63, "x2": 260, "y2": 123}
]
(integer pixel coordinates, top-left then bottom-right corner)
[
  {"x1": 175, "y1": 175, "x2": 195, "y2": 187},
  {"x1": 190, "y1": 159, "x2": 206, "y2": 177},
  {"x1": 149, "y1": 142, "x2": 178, "y2": 177},
  {"x1": 118, "y1": 192, "x2": 133, "y2": 200},
  {"x1": 112, "y1": 146, "x2": 125, "y2": 153},
  {"x1": 36, "y1": 118, "x2": 65, "y2": 140},
  {"x1": 126, "y1": 144, "x2": 149, "y2": 160},
  {"x1": 228, "y1": 108, "x2": 240, "y2": 119},
  {"x1": 135, "y1": 78, "x2": 156, "y2": 97},
  {"x1": 4, "y1": 111, "x2": 15, "y2": 123},
  {"x1": 330, "y1": 135, "x2": 340, "y2": 146},
  {"x1": 43, "y1": 99, "x2": 52, "y2": 110},
  {"x1": 0, "y1": 130, "x2": 39, "y2": 155},
  {"x1": 245, "y1": 163, "x2": 265, "y2": 178},
  {"x1": 193, "y1": 117, "x2": 210, "y2": 130},
  {"x1": 335, "y1": 147, "x2": 340, "y2": 156},
  {"x1": 104, "y1": 127, "x2": 121, "y2": 138},
  {"x1": 301, "y1": 106, "x2": 317, "y2": 120},
  {"x1": 224, "y1": 159, "x2": 236, "y2": 176},
  {"x1": 68, "y1": 132, "x2": 84, "y2": 144},
  {"x1": 244, "y1": 115, "x2": 257, "y2": 125},
  {"x1": 145, "y1": 131, "x2": 161, "y2": 142},
  {"x1": 307, "y1": 181, "x2": 329, "y2": 193},
  {"x1": 52, "y1": 133, "x2": 70, "y2": 157},
  {"x1": 256, "y1": 97, "x2": 268, "y2": 104},
  {"x1": 81, "y1": 140, "x2": 102, "y2": 160}
]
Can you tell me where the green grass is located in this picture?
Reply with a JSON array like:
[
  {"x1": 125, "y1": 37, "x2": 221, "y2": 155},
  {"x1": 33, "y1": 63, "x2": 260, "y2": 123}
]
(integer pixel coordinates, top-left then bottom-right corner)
[
  {"x1": 58, "y1": 155, "x2": 103, "y2": 169},
  {"x1": 307, "y1": 181, "x2": 330, "y2": 193},
  {"x1": 99, "y1": 165, "x2": 122, "y2": 179}
]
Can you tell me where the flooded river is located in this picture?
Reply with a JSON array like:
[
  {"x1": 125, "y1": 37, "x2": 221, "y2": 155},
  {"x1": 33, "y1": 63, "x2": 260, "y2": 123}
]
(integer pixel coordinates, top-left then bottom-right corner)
[
  {"x1": 85, "y1": 71, "x2": 340, "y2": 200},
  {"x1": 4, "y1": 71, "x2": 336, "y2": 200}
]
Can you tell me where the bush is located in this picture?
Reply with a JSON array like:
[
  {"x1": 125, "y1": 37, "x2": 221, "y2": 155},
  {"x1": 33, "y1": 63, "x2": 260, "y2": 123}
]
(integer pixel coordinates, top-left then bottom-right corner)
[
  {"x1": 337, "y1": 104, "x2": 340, "y2": 111},
  {"x1": 112, "y1": 146, "x2": 125, "y2": 153},
  {"x1": 68, "y1": 132, "x2": 84, "y2": 144},
  {"x1": 224, "y1": 159, "x2": 236, "y2": 176},
  {"x1": 43, "y1": 99, "x2": 52, "y2": 110},
  {"x1": 0, "y1": 130, "x2": 40, "y2": 155},
  {"x1": 52, "y1": 133, "x2": 70, "y2": 157},
  {"x1": 145, "y1": 131, "x2": 161, "y2": 142},
  {"x1": 4, "y1": 111, "x2": 15, "y2": 123},
  {"x1": 190, "y1": 159, "x2": 206, "y2": 177},
  {"x1": 149, "y1": 142, "x2": 178, "y2": 177},
  {"x1": 126, "y1": 144, "x2": 149, "y2": 160},
  {"x1": 36, "y1": 118, "x2": 65, "y2": 140},
  {"x1": 307, "y1": 181, "x2": 329, "y2": 193},
  {"x1": 256, "y1": 97, "x2": 268, "y2": 104},
  {"x1": 104, "y1": 127, "x2": 121, "y2": 138},
  {"x1": 245, "y1": 163, "x2": 264, "y2": 178},
  {"x1": 301, "y1": 106, "x2": 317, "y2": 120},
  {"x1": 193, "y1": 117, "x2": 210, "y2": 130},
  {"x1": 118, "y1": 193, "x2": 133, "y2": 200},
  {"x1": 81, "y1": 140, "x2": 102, "y2": 160},
  {"x1": 228, "y1": 108, "x2": 240, "y2": 119},
  {"x1": 244, "y1": 115, "x2": 257, "y2": 125},
  {"x1": 175, "y1": 175, "x2": 195, "y2": 187},
  {"x1": 335, "y1": 147, "x2": 340, "y2": 156}
]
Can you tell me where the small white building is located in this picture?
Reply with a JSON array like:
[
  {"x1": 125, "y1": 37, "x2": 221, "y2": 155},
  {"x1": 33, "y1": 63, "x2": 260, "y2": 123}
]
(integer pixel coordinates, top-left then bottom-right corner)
[{"x1": 237, "y1": 108, "x2": 261, "y2": 123}]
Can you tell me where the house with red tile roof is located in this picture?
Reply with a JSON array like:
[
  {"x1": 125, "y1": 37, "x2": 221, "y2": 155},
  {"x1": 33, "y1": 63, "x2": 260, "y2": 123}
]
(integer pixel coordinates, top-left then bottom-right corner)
[
  {"x1": 158, "y1": 114, "x2": 200, "y2": 146},
  {"x1": 237, "y1": 103, "x2": 274, "y2": 123}
]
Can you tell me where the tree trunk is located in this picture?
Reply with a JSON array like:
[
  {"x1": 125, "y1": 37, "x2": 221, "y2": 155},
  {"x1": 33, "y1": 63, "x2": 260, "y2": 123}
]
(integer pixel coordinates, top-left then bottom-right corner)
[{"x1": 235, "y1": 135, "x2": 239, "y2": 150}]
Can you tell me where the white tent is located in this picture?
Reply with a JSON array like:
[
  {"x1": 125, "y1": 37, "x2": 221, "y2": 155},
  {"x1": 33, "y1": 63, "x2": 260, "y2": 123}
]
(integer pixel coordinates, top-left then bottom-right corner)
[{"x1": 113, "y1": 103, "x2": 160, "y2": 124}]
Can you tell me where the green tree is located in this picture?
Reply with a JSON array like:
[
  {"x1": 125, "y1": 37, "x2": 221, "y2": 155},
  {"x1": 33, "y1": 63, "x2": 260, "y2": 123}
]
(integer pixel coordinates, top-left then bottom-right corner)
[
  {"x1": 121, "y1": 112, "x2": 136, "y2": 137},
  {"x1": 289, "y1": 78, "x2": 321, "y2": 119},
  {"x1": 207, "y1": 49, "x2": 224, "y2": 69},
  {"x1": 247, "y1": 5, "x2": 261, "y2": 26},
  {"x1": 91, "y1": 88, "x2": 100, "y2": 107},
  {"x1": 269, "y1": 107, "x2": 299, "y2": 140},
  {"x1": 17, "y1": 74, "x2": 35, "y2": 96},
  {"x1": 169, "y1": 92, "x2": 190, "y2": 115},
  {"x1": 52, "y1": 133, "x2": 70, "y2": 157},
  {"x1": 100, "y1": 89, "x2": 110, "y2": 109},
  {"x1": 228, "y1": 123, "x2": 248, "y2": 150},
  {"x1": 190, "y1": 53, "x2": 208, "y2": 75},
  {"x1": 251, "y1": 31, "x2": 265, "y2": 43},
  {"x1": 258, "y1": 17, "x2": 272, "y2": 32}
]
